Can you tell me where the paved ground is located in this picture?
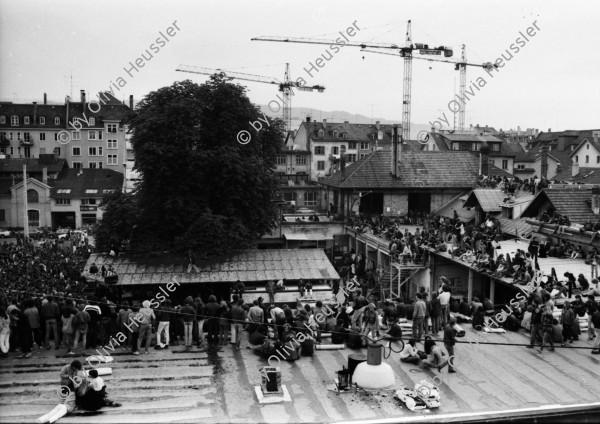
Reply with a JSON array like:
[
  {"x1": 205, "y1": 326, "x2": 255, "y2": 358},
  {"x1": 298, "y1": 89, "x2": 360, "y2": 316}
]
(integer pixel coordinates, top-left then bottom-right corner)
[{"x1": 1, "y1": 326, "x2": 599, "y2": 423}]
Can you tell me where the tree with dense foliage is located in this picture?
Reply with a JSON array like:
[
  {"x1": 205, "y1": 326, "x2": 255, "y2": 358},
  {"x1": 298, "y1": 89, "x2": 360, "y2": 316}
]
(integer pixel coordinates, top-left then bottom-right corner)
[
  {"x1": 94, "y1": 190, "x2": 139, "y2": 251},
  {"x1": 103, "y1": 75, "x2": 283, "y2": 256}
]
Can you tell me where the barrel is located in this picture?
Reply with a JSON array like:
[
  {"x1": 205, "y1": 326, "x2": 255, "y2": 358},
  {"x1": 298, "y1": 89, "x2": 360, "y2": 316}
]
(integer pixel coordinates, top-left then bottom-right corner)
[
  {"x1": 347, "y1": 353, "x2": 367, "y2": 384},
  {"x1": 366, "y1": 343, "x2": 382, "y2": 366}
]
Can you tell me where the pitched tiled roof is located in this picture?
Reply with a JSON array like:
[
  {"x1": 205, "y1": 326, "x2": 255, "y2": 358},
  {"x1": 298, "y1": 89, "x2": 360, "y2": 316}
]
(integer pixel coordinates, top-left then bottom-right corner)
[
  {"x1": 441, "y1": 133, "x2": 504, "y2": 143},
  {"x1": 569, "y1": 135, "x2": 600, "y2": 158},
  {"x1": 489, "y1": 165, "x2": 513, "y2": 178},
  {"x1": 434, "y1": 191, "x2": 476, "y2": 222},
  {"x1": 84, "y1": 249, "x2": 340, "y2": 285},
  {"x1": 320, "y1": 150, "x2": 480, "y2": 189},
  {"x1": 505, "y1": 142, "x2": 530, "y2": 161},
  {"x1": 521, "y1": 187, "x2": 597, "y2": 224},
  {"x1": 0, "y1": 157, "x2": 66, "y2": 174},
  {"x1": 497, "y1": 217, "x2": 533, "y2": 238},
  {"x1": 464, "y1": 189, "x2": 505, "y2": 212},
  {"x1": 50, "y1": 168, "x2": 123, "y2": 199},
  {"x1": 304, "y1": 121, "x2": 399, "y2": 142}
]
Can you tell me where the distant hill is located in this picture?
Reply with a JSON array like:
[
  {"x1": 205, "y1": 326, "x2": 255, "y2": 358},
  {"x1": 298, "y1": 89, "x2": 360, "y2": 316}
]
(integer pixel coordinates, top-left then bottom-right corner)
[{"x1": 258, "y1": 105, "x2": 432, "y2": 139}]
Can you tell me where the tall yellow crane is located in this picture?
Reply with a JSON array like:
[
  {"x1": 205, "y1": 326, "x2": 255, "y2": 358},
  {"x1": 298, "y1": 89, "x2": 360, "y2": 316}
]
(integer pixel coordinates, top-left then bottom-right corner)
[
  {"x1": 176, "y1": 63, "x2": 325, "y2": 133},
  {"x1": 362, "y1": 44, "x2": 497, "y2": 131},
  {"x1": 252, "y1": 20, "x2": 453, "y2": 140}
]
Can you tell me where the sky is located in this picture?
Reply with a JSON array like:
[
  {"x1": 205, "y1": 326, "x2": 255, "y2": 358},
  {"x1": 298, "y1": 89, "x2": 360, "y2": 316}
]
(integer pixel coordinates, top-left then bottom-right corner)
[{"x1": 1, "y1": 0, "x2": 599, "y2": 134}]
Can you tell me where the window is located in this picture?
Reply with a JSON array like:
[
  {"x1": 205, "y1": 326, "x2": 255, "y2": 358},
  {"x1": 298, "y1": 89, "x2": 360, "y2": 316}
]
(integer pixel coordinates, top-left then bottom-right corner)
[
  {"x1": 571, "y1": 145, "x2": 576, "y2": 151},
  {"x1": 107, "y1": 154, "x2": 117, "y2": 165},
  {"x1": 72, "y1": 147, "x2": 81, "y2": 156},
  {"x1": 314, "y1": 146, "x2": 325, "y2": 155},
  {"x1": 27, "y1": 210, "x2": 39, "y2": 227},
  {"x1": 54, "y1": 147, "x2": 60, "y2": 156},
  {"x1": 81, "y1": 198, "x2": 97, "y2": 205},
  {"x1": 39, "y1": 133, "x2": 45, "y2": 141},
  {"x1": 304, "y1": 192, "x2": 318, "y2": 206},
  {"x1": 360, "y1": 142, "x2": 369, "y2": 150},
  {"x1": 473, "y1": 143, "x2": 481, "y2": 151},
  {"x1": 317, "y1": 161, "x2": 325, "y2": 170},
  {"x1": 72, "y1": 162, "x2": 82, "y2": 169},
  {"x1": 107, "y1": 124, "x2": 117, "y2": 133},
  {"x1": 72, "y1": 132, "x2": 81, "y2": 140},
  {"x1": 318, "y1": 129, "x2": 324, "y2": 138},
  {"x1": 54, "y1": 117, "x2": 60, "y2": 125},
  {"x1": 98, "y1": 131, "x2": 103, "y2": 140},
  {"x1": 360, "y1": 153, "x2": 368, "y2": 159},
  {"x1": 575, "y1": 156, "x2": 579, "y2": 163},
  {"x1": 55, "y1": 199, "x2": 71, "y2": 205},
  {"x1": 17, "y1": 132, "x2": 21, "y2": 140},
  {"x1": 597, "y1": 156, "x2": 600, "y2": 164},
  {"x1": 347, "y1": 154, "x2": 357, "y2": 162},
  {"x1": 24, "y1": 116, "x2": 30, "y2": 125},
  {"x1": 9, "y1": 132, "x2": 13, "y2": 140},
  {"x1": 24, "y1": 146, "x2": 31, "y2": 158},
  {"x1": 332, "y1": 146, "x2": 339, "y2": 155},
  {"x1": 295, "y1": 155, "x2": 307, "y2": 165},
  {"x1": 85, "y1": 189, "x2": 98, "y2": 194},
  {"x1": 27, "y1": 189, "x2": 39, "y2": 203},
  {"x1": 502, "y1": 159, "x2": 509, "y2": 170},
  {"x1": 452, "y1": 143, "x2": 460, "y2": 151},
  {"x1": 276, "y1": 156, "x2": 286, "y2": 165},
  {"x1": 517, "y1": 164, "x2": 525, "y2": 170},
  {"x1": 24, "y1": 133, "x2": 31, "y2": 142},
  {"x1": 39, "y1": 116, "x2": 45, "y2": 125},
  {"x1": 586, "y1": 144, "x2": 589, "y2": 150},
  {"x1": 11, "y1": 116, "x2": 19, "y2": 126},
  {"x1": 88, "y1": 146, "x2": 103, "y2": 156},
  {"x1": 492, "y1": 143, "x2": 500, "y2": 152},
  {"x1": 10, "y1": 147, "x2": 14, "y2": 155},
  {"x1": 89, "y1": 118, "x2": 95, "y2": 126},
  {"x1": 89, "y1": 162, "x2": 103, "y2": 169},
  {"x1": 107, "y1": 139, "x2": 118, "y2": 149},
  {"x1": 343, "y1": 133, "x2": 347, "y2": 139},
  {"x1": 348, "y1": 142, "x2": 357, "y2": 149},
  {"x1": 56, "y1": 189, "x2": 72, "y2": 194},
  {"x1": 586, "y1": 155, "x2": 590, "y2": 163},
  {"x1": 0, "y1": 116, "x2": 5, "y2": 124},
  {"x1": 88, "y1": 131, "x2": 96, "y2": 140},
  {"x1": 333, "y1": 130, "x2": 339, "y2": 138}
]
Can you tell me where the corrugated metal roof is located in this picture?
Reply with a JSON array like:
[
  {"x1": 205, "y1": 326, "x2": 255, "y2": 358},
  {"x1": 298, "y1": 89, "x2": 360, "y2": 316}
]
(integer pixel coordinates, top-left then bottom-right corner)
[{"x1": 84, "y1": 249, "x2": 340, "y2": 286}]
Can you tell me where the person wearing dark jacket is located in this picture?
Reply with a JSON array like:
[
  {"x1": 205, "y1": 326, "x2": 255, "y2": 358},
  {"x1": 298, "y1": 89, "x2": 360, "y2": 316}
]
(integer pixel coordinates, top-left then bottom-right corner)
[
  {"x1": 204, "y1": 296, "x2": 222, "y2": 345},
  {"x1": 441, "y1": 318, "x2": 457, "y2": 373},
  {"x1": 41, "y1": 296, "x2": 61, "y2": 350},
  {"x1": 528, "y1": 300, "x2": 543, "y2": 348},
  {"x1": 430, "y1": 293, "x2": 442, "y2": 334},
  {"x1": 11, "y1": 309, "x2": 32, "y2": 358}
]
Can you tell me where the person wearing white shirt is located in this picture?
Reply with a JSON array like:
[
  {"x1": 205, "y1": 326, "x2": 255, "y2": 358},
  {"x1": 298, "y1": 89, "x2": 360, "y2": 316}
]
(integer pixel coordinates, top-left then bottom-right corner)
[
  {"x1": 400, "y1": 338, "x2": 420, "y2": 364},
  {"x1": 438, "y1": 287, "x2": 451, "y2": 327}
]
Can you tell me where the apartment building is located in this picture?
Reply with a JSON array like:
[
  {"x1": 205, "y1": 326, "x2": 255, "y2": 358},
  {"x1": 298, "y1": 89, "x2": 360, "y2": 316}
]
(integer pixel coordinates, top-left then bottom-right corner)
[{"x1": 0, "y1": 91, "x2": 133, "y2": 185}]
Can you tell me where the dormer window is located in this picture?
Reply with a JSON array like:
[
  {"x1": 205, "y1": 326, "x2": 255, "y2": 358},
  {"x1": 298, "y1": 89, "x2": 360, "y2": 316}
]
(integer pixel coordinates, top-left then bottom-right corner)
[
  {"x1": 333, "y1": 130, "x2": 339, "y2": 138},
  {"x1": 0, "y1": 116, "x2": 5, "y2": 124},
  {"x1": 24, "y1": 116, "x2": 30, "y2": 125},
  {"x1": 11, "y1": 116, "x2": 19, "y2": 126},
  {"x1": 343, "y1": 133, "x2": 347, "y2": 139},
  {"x1": 89, "y1": 117, "x2": 95, "y2": 126},
  {"x1": 571, "y1": 145, "x2": 576, "y2": 151},
  {"x1": 39, "y1": 116, "x2": 45, "y2": 124},
  {"x1": 54, "y1": 117, "x2": 60, "y2": 125},
  {"x1": 492, "y1": 143, "x2": 500, "y2": 152},
  {"x1": 318, "y1": 129, "x2": 324, "y2": 138}
]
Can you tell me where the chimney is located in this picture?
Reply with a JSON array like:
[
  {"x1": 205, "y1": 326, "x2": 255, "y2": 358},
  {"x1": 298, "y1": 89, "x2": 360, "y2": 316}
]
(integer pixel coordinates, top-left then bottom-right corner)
[
  {"x1": 42, "y1": 167, "x2": 48, "y2": 185},
  {"x1": 594, "y1": 131, "x2": 599, "y2": 144},
  {"x1": 376, "y1": 121, "x2": 380, "y2": 130},
  {"x1": 323, "y1": 119, "x2": 327, "y2": 128},
  {"x1": 391, "y1": 125, "x2": 399, "y2": 177},
  {"x1": 340, "y1": 152, "x2": 346, "y2": 181},
  {"x1": 80, "y1": 90, "x2": 86, "y2": 104},
  {"x1": 548, "y1": 128, "x2": 551, "y2": 132},
  {"x1": 431, "y1": 126, "x2": 436, "y2": 133},
  {"x1": 33, "y1": 102, "x2": 37, "y2": 124},
  {"x1": 540, "y1": 144, "x2": 548, "y2": 179},
  {"x1": 572, "y1": 161, "x2": 579, "y2": 178},
  {"x1": 43, "y1": 93, "x2": 47, "y2": 105},
  {"x1": 479, "y1": 142, "x2": 490, "y2": 176},
  {"x1": 129, "y1": 95, "x2": 134, "y2": 109},
  {"x1": 592, "y1": 186, "x2": 600, "y2": 215},
  {"x1": 306, "y1": 116, "x2": 311, "y2": 122}
]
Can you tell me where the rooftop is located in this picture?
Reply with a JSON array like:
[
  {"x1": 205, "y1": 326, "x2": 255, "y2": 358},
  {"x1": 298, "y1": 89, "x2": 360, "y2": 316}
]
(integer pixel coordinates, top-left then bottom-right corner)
[
  {"x1": 521, "y1": 187, "x2": 598, "y2": 224},
  {"x1": 84, "y1": 249, "x2": 340, "y2": 285},
  {"x1": 50, "y1": 168, "x2": 124, "y2": 199}
]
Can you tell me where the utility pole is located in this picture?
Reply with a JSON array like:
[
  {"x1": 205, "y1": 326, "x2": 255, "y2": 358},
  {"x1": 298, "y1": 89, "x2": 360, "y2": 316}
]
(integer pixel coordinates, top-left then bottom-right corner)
[{"x1": 23, "y1": 164, "x2": 29, "y2": 238}]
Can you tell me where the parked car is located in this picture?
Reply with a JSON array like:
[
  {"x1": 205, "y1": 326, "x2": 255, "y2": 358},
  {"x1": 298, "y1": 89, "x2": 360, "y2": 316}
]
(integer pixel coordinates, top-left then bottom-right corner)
[{"x1": 0, "y1": 229, "x2": 12, "y2": 238}]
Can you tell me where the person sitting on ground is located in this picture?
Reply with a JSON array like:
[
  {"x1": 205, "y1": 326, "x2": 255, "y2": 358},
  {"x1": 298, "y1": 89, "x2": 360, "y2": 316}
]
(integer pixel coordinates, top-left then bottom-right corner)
[
  {"x1": 383, "y1": 317, "x2": 403, "y2": 341},
  {"x1": 421, "y1": 337, "x2": 450, "y2": 372},
  {"x1": 331, "y1": 319, "x2": 349, "y2": 344},
  {"x1": 399, "y1": 338, "x2": 420, "y2": 364},
  {"x1": 59, "y1": 360, "x2": 83, "y2": 387}
]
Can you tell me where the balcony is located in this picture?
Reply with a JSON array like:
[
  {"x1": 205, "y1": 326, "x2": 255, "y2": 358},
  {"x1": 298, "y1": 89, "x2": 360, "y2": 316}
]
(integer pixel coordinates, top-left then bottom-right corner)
[
  {"x1": 20, "y1": 139, "x2": 33, "y2": 146},
  {"x1": 276, "y1": 173, "x2": 310, "y2": 187}
]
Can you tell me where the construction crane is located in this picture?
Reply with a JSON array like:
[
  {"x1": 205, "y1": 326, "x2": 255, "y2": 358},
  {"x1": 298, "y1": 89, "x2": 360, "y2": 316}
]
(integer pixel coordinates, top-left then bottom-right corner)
[
  {"x1": 362, "y1": 44, "x2": 497, "y2": 131},
  {"x1": 252, "y1": 20, "x2": 452, "y2": 140},
  {"x1": 176, "y1": 63, "x2": 325, "y2": 133}
]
